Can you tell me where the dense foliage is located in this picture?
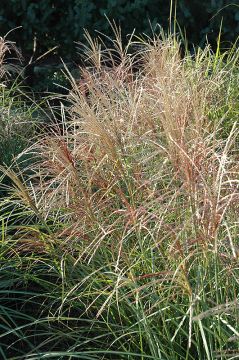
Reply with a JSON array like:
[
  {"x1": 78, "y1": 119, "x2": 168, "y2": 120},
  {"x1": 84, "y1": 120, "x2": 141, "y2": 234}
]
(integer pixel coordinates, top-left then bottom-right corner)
[
  {"x1": 0, "y1": 28, "x2": 238, "y2": 359},
  {"x1": 0, "y1": 0, "x2": 238, "y2": 59}
]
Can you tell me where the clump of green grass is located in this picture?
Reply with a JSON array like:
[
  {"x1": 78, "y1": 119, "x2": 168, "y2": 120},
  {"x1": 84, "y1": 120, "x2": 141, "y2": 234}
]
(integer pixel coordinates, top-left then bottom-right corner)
[
  {"x1": 0, "y1": 35, "x2": 40, "y2": 170},
  {"x1": 0, "y1": 28, "x2": 238, "y2": 359}
]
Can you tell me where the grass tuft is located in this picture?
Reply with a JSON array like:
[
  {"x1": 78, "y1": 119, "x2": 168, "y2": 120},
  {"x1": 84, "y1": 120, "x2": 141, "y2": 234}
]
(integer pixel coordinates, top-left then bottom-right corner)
[{"x1": 0, "y1": 30, "x2": 238, "y2": 359}]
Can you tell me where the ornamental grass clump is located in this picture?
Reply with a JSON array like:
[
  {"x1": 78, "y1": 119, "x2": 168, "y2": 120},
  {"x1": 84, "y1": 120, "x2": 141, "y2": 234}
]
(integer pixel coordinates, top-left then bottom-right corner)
[
  {"x1": 7, "y1": 32, "x2": 238, "y2": 258},
  {"x1": 0, "y1": 29, "x2": 238, "y2": 359}
]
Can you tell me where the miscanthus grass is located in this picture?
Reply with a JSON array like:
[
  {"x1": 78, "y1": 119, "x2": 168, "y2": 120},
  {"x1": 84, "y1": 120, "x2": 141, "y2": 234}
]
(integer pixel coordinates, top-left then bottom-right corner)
[{"x1": 0, "y1": 29, "x2": 238, "y2": 359}]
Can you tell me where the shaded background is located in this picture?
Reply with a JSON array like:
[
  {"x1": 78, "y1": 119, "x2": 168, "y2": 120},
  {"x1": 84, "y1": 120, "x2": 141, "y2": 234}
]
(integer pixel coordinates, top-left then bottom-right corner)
[{"x1": 0, "y1": 0, "x2": 238, "y2": 89}]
